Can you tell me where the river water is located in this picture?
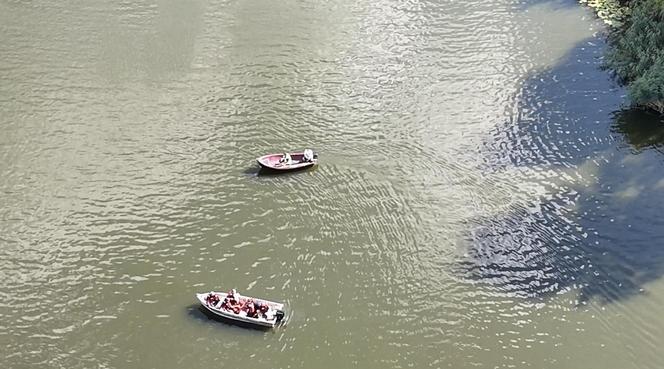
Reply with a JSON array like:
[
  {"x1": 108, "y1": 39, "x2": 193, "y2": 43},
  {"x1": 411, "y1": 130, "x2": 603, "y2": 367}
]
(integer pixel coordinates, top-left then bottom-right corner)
[{"x1": 2, "y1": 0, "x2": 664, "y2": 368}]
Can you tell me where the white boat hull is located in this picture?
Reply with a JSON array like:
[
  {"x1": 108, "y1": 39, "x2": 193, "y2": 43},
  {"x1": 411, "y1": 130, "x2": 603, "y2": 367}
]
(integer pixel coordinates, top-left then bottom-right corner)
[{"x1": 195, "y1": 292, "x2": 285, "y2": 328}]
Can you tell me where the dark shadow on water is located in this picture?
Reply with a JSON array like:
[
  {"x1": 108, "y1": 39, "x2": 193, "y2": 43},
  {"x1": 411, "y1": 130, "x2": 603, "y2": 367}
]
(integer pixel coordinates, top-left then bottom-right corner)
[
  {"x1": 243, "y1": 165, "x2": 319, "y2": 177},
  {"x1": 612, "y1": 109, "x2": 664, "y2": 154},
  {"x1": 242, "y1": 166, "x2": 263, "y2": 176},
  {"x1": 465, "y1": 34, "x2": 664, "y2": 305}
]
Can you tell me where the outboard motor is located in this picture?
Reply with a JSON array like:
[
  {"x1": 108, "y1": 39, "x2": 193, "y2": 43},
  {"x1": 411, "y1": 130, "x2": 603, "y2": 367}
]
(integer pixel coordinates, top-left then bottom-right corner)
[
  {"x1": 275, "y1": 310, "x2": 285, "y2": 323},
  {"x1": 303, "y1": 149, "x2": 315, "y2": 162}
]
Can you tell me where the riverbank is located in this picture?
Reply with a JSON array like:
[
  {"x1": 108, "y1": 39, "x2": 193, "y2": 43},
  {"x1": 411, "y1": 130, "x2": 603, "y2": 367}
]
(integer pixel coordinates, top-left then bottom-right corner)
[
  {"x1": 580, "y1": 0, "x2": 664, "y2": 114},
  {"x1": 579, "y1": 0, "x2": 629, "y2": 26}
]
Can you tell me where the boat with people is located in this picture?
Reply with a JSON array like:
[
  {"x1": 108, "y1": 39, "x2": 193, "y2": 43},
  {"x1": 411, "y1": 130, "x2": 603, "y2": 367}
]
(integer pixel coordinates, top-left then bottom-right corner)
[
  {"x1": 195, "y1": 289, "x2": 286, "y2": 328},
  {"x1": 256, "y1": 149, "x2": 318, "y2": 171}
]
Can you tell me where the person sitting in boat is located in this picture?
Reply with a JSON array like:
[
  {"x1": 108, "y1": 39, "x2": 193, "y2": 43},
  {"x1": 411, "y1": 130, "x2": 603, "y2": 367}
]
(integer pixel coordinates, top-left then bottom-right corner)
[
  {"x1": 303, "y1": 149, "x2": 314, "y2": 162},
  {"x1": 226, "y1": 297, "x2": 241, "y2": 314},
  {"x1": 221, "y1": 295, "x2": 233, "y2": 310},
  {"x1": 222, "y1": 289, "x2": 241, "y2": 313},
  {"x1": 278, "y1": 153, "x2": 292, "y2": 166},
  {"x1": 226, "y1": 289, "x2": 239, "y2": 302},
  {"x1": 250, "y1": 301, "x2": 270, "y2": 319},
  {"x1": 206, "y1": 293, "x2": 220, "y2": 307},
  {"x1": 252, "y1": 300, "x2": 262, "y2": 316},
  {"x1": 265, "y1": 307, "x2": 276, "y2": 321},
  {"x1": 244, "y1": 299, "x2": 258, "y2": 318}
]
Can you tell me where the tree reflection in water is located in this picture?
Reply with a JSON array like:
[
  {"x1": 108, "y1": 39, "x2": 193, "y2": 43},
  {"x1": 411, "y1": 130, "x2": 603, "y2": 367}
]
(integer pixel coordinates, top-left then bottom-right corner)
[
  {"x1": 465, "y1": 35, "x2": 664, "y2": 305},
  {"x1": 612, "y1": 109, "x2": 664, "y2": 154}
]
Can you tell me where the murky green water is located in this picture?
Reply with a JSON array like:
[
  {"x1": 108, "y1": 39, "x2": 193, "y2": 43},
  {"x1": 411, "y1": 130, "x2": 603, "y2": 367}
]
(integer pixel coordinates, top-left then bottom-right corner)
[{"x1": 2, "y1": 0, "x2": 664, "y2": 368}]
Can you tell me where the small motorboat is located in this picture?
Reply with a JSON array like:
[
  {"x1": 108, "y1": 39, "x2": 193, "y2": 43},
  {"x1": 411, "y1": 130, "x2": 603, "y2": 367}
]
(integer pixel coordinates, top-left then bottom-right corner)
[
  {"x1": 256, "y1": 149, "x2": 318, "y2": 171},
  {"x1": 195, "y1": 290, "x2": 286, "y2": 328}
]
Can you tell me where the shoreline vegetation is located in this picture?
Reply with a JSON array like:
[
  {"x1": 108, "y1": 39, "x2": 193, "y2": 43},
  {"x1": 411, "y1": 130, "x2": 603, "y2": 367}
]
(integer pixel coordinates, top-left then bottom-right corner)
[
  {"x1": 579, "y1": 0, "x2": 630, "y2": 26},
  {"x1": 581, "y1": 0, "x2": 664, "y2": 114}
]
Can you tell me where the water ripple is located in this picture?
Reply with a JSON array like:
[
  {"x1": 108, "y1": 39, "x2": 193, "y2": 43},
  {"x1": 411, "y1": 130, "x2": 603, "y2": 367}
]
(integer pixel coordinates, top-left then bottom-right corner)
[{"x1": 2, "y1": 0, "x2": 663, "y2": 369}]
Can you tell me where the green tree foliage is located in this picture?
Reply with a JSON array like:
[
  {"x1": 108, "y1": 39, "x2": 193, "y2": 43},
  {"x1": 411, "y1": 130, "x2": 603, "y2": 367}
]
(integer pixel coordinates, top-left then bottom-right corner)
[
  {"x1": 580, "y1": 0, "x2": 631, "y2": 26},
  {"x1": 604, "y1": 0, "x2": 664, "y2": 112}
]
